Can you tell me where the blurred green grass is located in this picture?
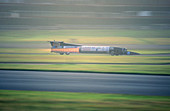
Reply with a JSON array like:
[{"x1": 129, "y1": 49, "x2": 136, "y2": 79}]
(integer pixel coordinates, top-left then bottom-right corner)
[
  {"x1": 0, "y1": 90, "x2": 170, "y2": 111},
  {"x1": 0, "y1": 64, "x2": 170, "y2": 75},
  {"x1": 0, "y1": 54, "x2": 170, "y2": 63},
  {"x1": 0, "y1": 52, "x2": 170, "y2": 75},
  {"x1": 1, "y1": 30, "x2": 170, "y2": 38},
  {"x1": 0, "y1": 48, "x2": 49, "y2": 53},
  {"x1": 0, "y1": 29, "x2": 170, "y2": 75},
  {"x1": 0, "y1": 30, "x2": 170, "y2": 45}
]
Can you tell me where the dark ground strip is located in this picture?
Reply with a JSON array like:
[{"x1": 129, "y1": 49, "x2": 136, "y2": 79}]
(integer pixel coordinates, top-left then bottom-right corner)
[{"x1": 0, "y1": 62, "x2": 170, "y2": 65}]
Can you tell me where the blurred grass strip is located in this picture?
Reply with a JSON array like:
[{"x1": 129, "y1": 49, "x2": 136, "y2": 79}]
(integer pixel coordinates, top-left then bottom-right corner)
[
  {"x1": 0, "y1": 64, "x2": 170, "y2": 75},
  {"x1": 0, "y1": 48, "x2": 50, "y2": 53},
  {"x1": 0, "y1": 90, "x2": 170, "y2": 111},
  {"x1": 0, "y1": 54, "x2": 170, "y2": 63},
  {"x1": 130, "y1": 49, "x2": 170, "y2": 54},
  {"x1": 1, "y1": 30, "x2": 170, "y2": 38},
  {"x1": 0, "y1": 30, "x2": 170, "y2": 45}
]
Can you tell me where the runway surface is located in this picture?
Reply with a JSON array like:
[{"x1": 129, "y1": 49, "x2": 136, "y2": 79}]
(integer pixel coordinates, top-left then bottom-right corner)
[{"x1": 0, "y1": 70, "x2": 170, "y2": 96}]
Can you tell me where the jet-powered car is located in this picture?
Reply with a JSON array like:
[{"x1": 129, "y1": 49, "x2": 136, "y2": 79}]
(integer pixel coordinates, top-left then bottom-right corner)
[{"x1": 49, "y1": 41, "x2": 139, "y2": 56}]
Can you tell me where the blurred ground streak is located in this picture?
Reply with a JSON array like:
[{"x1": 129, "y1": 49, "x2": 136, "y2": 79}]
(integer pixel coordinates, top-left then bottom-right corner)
[{"x1": 0, "y1": 42, "x2": 170, "y2": 49}]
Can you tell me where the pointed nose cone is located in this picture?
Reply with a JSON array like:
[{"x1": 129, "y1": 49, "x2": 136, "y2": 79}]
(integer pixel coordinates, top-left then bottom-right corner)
[
  {"x1": 127, "y1": 51, "x2": 140, "y2": 55},
  {"x1": 127, "y1": 51, "x2": 131, "y2": 55}
]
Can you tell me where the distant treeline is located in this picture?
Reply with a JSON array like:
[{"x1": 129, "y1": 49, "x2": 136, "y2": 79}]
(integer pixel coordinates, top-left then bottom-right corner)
[{"x1": 0, "y1": 0, "x2": 169, "y2": 29}]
